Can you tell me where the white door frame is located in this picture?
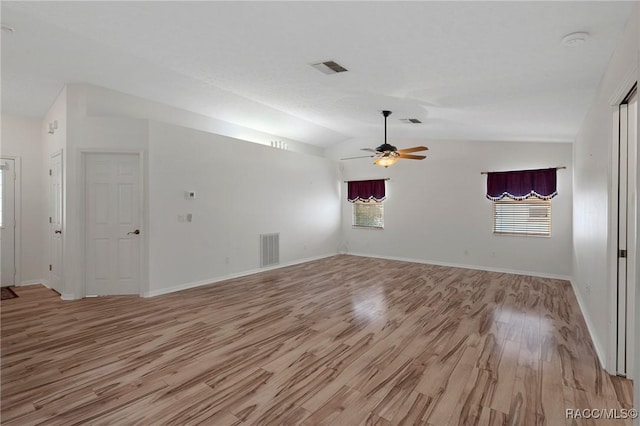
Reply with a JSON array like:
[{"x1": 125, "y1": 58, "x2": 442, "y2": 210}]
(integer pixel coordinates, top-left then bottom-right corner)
[
  {"x1": 1, "y1": 156, "x2": 21, "y2": 286},
  {"x1": 80, "y1": 149, "x2": 146, "y2": 298},
  {"x1": 608, "y1": 77, "x2": 638, "y2": 377}
]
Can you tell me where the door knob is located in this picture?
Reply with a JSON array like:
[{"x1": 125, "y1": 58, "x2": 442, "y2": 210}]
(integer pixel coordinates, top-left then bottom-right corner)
[
  {"x1": 54, "y1": 230, "x2": 62, "y2": 234},
  {"x1": 128, "y1": 229, "x2": 140, "y2": 235}
]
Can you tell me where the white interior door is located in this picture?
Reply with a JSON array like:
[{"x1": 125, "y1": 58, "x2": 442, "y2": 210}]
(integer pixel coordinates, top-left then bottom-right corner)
[
  {"x1": 50, "y1": 152, "x2": 63, "y2": 293},
  {"x1": 617, "y1": 87, "x2": 637, "y2": 378},
  {"x1": 85, "y1": 153, "x2": 141, "y2": 296},
  {"x1": 1, "y1": 159, "x2": 16, "y2": 286}
]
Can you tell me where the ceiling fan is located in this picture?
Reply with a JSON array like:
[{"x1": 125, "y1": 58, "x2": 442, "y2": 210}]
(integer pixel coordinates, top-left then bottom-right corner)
[{"x1": 341, "y1": 110, "x2": 428, "y2": 168}]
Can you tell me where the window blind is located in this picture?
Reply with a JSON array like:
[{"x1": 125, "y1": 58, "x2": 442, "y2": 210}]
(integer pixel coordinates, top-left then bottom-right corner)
[
  {"x1": 353, "y1": 202, "x2": 384, "y2": 228},
  {"x1": 493, "y1": 199, "x2": 551, "y2": 236}
]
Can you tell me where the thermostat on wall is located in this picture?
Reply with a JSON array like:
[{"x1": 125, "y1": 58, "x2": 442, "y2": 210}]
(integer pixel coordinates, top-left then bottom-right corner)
[{"x1": 186, "y1": 191, "x2": 196, "y2": 200}]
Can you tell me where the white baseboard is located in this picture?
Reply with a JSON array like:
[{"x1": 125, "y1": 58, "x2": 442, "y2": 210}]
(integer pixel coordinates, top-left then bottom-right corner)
[
  {"x1": 569, "y1": 279, "x2": 607, "y2": 370},
  {"x1": 142, "y1": 253, "x2": 337, "y2": 298},
  {"x1": 347, "y1": 252, "x2": 573, "y2": 281},
  {"x1": 60, "y1": 293, "x2": 76, "y2": 300}
]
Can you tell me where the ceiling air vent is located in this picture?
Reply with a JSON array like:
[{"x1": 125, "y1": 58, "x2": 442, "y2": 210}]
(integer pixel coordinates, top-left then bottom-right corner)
[
  {"x1": 310, "y1": 60, "x2": 348, "y2": 75},
  {"x1": 400, "y1": 118, "x2": 422, "y2": 124}
]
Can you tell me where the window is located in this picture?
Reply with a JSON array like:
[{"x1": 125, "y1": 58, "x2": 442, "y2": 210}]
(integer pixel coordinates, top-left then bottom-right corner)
[
  {"x1": 353, "y1": 201, "x2": 383, "y2": 228},
  {"x1": 493, "y1": 198, "x2": 551, "y2": 236}
]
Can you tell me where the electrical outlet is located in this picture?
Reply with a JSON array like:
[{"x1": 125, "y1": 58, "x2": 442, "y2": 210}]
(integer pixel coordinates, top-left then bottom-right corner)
[{"x1": 186, "y1": 213, "x2": 193, "y2": 222}]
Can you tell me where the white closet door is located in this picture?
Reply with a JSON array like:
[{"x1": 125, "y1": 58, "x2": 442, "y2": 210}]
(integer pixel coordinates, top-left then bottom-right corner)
[
  {"x1": 85, "y1": 153, "x2": 141, "y2": 296},
  {"x1": 1, "y1": 159, "x2": 16, "y2": 286}
]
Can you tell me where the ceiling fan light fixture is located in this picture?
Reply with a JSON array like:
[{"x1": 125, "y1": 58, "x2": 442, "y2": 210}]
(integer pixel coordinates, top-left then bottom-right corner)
[{"x1": 374, "y1": 156, "x2": 398, "y2": 168}]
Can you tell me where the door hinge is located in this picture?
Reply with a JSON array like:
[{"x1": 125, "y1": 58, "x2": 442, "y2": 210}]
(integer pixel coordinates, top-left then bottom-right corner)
[
  {"x1": 619, "y1": 249, "x2": 627, "y2": 258},
  {"x1": 49, "y1": 217, "x2": 52, "y2": 223},
  {"x1": 49, "y1": 264, "x2": 52, "y2": 271},
  {"x1": 49, "y1": 169, "x2": 52, "y2": 176}
]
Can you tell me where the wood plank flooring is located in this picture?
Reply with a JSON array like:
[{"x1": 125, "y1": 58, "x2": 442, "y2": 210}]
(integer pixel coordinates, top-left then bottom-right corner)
[{"x1": 1, "y1": 255, "x2": 634, "y2": 425}]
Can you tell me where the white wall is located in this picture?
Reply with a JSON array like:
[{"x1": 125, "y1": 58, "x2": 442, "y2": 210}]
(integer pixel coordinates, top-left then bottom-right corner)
[
  {"x1": 147, "y1": 121, "x2": 341, "y2": 294},
  {"x1": 572, "y1": 4, "x2": 638, "y2": 374},
  {"x1": 0, "y1": 115, "x2": 45, "y2": 284},
  {"x1": 42, "y1": 86, "x2": 68, "y2": 293},
  {"x1": 55, "y1": 85, "x2": 149, "y2": 299},
  {"x1": 328, "y1": 138, "x2": 573, "y2": 278},
  {"x1": 82, "y1": 84, "x2": 324, "y2": 158},
  {"x1": 43, "y1": 84, "x2": 340, "y2": 298}
]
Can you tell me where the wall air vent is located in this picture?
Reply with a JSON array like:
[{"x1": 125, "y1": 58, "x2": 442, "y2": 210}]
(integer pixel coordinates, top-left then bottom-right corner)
[
  {"x1": 310, "y1": 60, "x2": 348, "y2": 75},
  {"x1": 400, "y1": 118, "x2": 422, "y2": 124},
  {"x1": 260, "y1": 233, "x2": 280, "y2": 267}
]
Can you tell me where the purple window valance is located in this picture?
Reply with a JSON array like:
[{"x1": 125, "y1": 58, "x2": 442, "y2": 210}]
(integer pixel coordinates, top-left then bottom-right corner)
[
  {"x1": 486, "y1": 168, "x2": 557, "y2": 201},
  {"x1": 347, "y1": 179, "x2": 386, "y2": 203}
]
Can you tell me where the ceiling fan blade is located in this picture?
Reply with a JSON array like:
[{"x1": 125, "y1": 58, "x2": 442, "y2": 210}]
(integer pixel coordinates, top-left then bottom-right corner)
[
  {"x1": 398, "y1": 154, "x2": 426, "y2": 160},
  {"x1": 360, "y1": 148, "x2": 378, "y2": 153},
  {"x1": 341, "y1": 155, "x2": 375, "y2": 160},
  {"x1": 397, "y1": 146, "x2": 429, "y2": 154}
]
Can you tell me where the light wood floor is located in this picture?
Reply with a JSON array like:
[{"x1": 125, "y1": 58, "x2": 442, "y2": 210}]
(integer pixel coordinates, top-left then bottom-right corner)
[{"x1": 1, "y1": 255, "x2": 634, "y2": 425}]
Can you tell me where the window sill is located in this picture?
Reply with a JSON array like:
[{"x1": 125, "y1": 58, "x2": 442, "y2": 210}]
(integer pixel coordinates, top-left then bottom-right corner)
[
  {"x1": 493, "y1": 232, "x2": 551, "y2": 238},
  {"x1": 352, "y1": 226, "x2": 384, "y2": 230}
]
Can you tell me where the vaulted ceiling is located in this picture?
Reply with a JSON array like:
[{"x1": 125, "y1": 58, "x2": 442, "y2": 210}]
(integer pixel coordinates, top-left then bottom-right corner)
[{"x1": 1, "y1": 1, "x2": 634, "y2": 147}]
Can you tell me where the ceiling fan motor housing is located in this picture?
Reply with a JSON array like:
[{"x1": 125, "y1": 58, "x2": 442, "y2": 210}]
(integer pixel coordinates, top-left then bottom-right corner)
[{"x1": 376, "y1": 143, "x2": 398, "y2": 153}]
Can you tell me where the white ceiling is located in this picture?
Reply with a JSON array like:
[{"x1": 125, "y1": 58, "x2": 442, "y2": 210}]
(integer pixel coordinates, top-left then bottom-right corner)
[{"x1": 1, "y1": 1, "x2": 634, "y2": 147}]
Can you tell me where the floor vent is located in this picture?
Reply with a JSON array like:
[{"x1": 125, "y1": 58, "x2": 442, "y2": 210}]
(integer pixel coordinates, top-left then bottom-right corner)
[{"x1": 260, "y1": 233, "x2": 280, "y2": 267}]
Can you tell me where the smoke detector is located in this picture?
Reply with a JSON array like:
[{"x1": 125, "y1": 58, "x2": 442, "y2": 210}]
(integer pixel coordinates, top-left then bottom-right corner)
[{"x1": 562, "y1": 32, "x2": 589, "y2": 47}]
